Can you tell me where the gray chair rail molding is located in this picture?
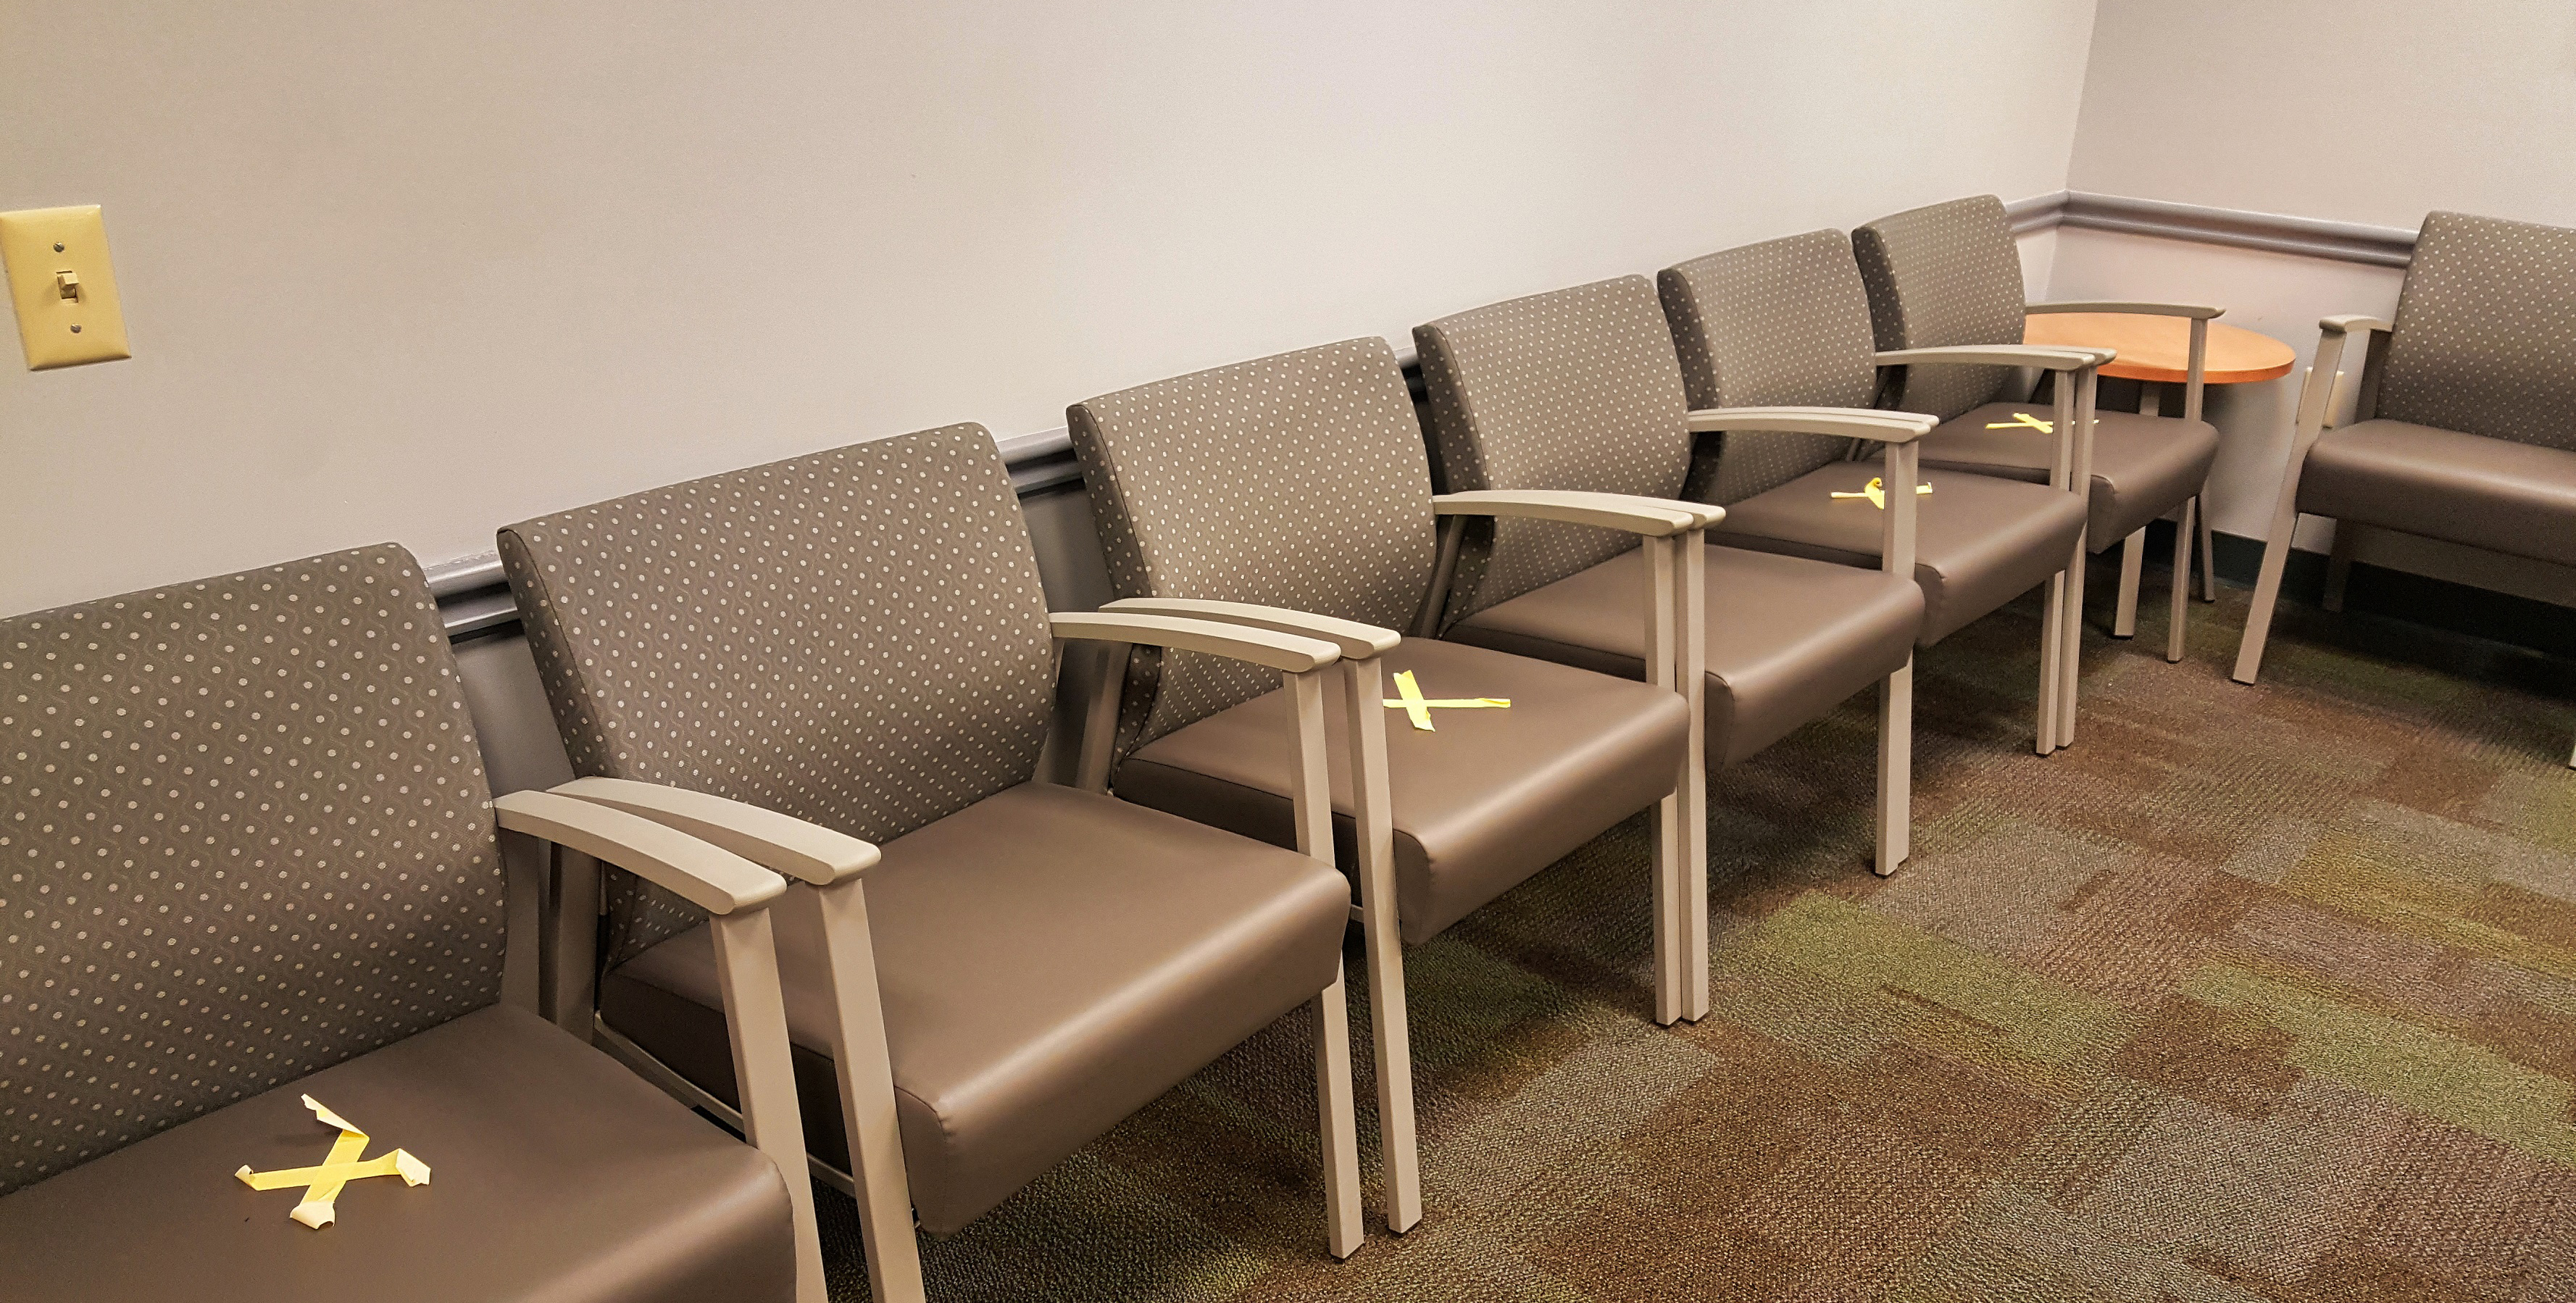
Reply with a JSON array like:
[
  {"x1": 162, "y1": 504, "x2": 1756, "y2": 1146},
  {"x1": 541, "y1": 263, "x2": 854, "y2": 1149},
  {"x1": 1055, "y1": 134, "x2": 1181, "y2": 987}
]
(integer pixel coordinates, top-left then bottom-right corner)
[
  {"x1": 2005, "y1": 191, "x2": 2419, "y2": 267},
  {"x1": 428, "y1": 193, "x2": 2417, "y2": 642}
]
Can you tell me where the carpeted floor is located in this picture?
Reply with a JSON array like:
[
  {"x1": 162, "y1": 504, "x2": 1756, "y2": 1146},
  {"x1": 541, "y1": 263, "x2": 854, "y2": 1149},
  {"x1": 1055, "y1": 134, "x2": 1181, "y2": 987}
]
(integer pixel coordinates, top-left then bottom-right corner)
[{"x1": 817, "y1": 566, "x2": 2576, "y2": 1302}]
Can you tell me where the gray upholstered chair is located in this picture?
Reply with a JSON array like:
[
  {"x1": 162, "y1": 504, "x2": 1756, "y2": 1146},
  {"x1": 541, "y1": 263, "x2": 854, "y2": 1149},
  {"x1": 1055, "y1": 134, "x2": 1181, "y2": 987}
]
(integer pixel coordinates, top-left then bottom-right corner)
[
  {"x1": 1658, "y1": 229, "x2": 2098, "y2": 754},
  {"x1": 1854, "y1": 193, "x2": 2225, "y2": 665},
  {"x1": 0, "y1": 545, "x2": 825, "y2": 1303},
  {"x1": 1067, "y1": 337, "x2": 1698, "y2": 1231},
  {"x1": 2233, "y1": 211, "x2": 2576, "y2": 768},
  {"x1": 499, "y1": 425, "x2": 1367, "y2": 1302},
  {"x1": 1411, "y1": 275, "x2": 1930, "y2": 888}
]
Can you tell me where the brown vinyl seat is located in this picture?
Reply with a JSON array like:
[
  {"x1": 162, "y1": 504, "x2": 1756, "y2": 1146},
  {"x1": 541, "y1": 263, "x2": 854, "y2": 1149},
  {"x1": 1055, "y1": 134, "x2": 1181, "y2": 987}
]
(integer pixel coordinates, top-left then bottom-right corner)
[
  {"x1": 2297, "y1": 419, "x2": 2576, "y2": 567},
  {"x1": 0, "y1": 546, "x2": 818, "y2": 1303},
  {"x1": 1656, "y1": 230, "x2": 2093, "y2": 751},
  {"x1": 1709, "y1": 459, "x2": 2083, "y2": 645},
  {"x1": 499, "y1": 425, "x2": 1370, "y2": 1299},
  {"x1": 1451, "y1": 545, "x2": 1920, "y2": 768},
  {"x1": 0, "y1": 1007, "x2": 796, "y2": 1303},
  {"x1": 597, "y1": 781, "x2": 1346, "y2": 1234},
  {"x1": 2235, "y1": 211, "x2": 2576, "y2": 770},
  {"x1": 1065, "y1": 336, "x2": 1695, "y2": 1233},
  {"x1": 1116, "y1": 636, "x2": 1689, "y2": 944},
  {"x1": 1856, "y1": 194, "x2": 2225, "y2": 662},
  {"x1": 1921, "y1": 404, "x2": 2219, "y2": 545}
]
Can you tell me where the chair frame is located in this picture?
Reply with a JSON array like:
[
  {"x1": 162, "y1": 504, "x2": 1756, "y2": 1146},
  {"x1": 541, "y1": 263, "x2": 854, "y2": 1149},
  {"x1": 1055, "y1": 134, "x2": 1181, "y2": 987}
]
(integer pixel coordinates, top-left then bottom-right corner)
[
  {"x1": 1116, "y1": 489, "x2": 1710, "y2": 1236},
  {"x1": 1876, "y1": 346, "x2": 2106, "y2": 754},
  {"x1": 2028, "y1": 300, "x2": 2222, "y2": 665},
  {"x1": 2232, "y1": 314, "x2": 2394, "y2": 694},
  {"x1": 553, "y1": 610, "x2": 1369, "y2": 1303},
  {"x1": 1684, "y1": 407, "x2": 1935, "y2": 874},
  {"x1": 1424, "y1": 493, "x2": 1709, "y2": 1025}
]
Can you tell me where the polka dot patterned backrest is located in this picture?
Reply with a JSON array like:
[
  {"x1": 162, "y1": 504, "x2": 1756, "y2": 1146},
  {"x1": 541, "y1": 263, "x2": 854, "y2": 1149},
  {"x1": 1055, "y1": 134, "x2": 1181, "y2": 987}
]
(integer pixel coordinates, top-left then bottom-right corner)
[
  {"x1": 2376, "y1": 211, "x2": 2576, "y2": 453},
  {"x1": 500, "y1": 426, "x2": 1055, "y2": 966},
  {"x1": 1852, "y1": 195, "x2": 2030, "y2": 422},
  {"x1": 1413, "y1": 276, "x2": 1694, "y2": 625},
  {"x1": 1, "y1": 544, "x2": 504, "y2": 1194},
  {"x1": 1659, "y1": 230, "x2": 1883, "y2": 505},
  {"x1": 1070, "y1": 338, "x2": 1437, "y2": 748}
]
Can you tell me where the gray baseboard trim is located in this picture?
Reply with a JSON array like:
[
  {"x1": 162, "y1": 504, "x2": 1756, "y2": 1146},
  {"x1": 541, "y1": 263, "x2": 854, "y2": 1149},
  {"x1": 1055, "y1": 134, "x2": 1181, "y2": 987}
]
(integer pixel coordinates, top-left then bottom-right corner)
[
  {"x1": 2170, "y1": 523, "x2": 2573, "y2": 661},
  {"x1": 2008, "y1": 191, "x2": 2417, "y2": 267}
]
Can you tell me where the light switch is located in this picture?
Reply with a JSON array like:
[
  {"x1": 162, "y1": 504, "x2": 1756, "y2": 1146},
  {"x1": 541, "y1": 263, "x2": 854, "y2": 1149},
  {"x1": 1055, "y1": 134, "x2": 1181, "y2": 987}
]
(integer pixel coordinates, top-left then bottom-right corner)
[{"x1": 1, "y1": 205, "x2": 131, "y2": 370}]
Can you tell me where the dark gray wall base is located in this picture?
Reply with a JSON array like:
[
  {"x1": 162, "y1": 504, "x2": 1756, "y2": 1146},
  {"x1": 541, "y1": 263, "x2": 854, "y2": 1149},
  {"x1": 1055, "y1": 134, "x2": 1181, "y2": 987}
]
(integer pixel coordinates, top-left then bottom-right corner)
[{"x1": 2151, "y1": 520, "x2": 2575, "y2": 661}]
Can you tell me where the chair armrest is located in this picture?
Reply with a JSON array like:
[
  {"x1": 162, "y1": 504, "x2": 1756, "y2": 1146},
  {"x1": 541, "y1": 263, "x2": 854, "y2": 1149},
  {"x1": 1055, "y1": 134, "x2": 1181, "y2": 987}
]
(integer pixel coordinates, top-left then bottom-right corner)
[
  {"x1": 1433, "y1": 488, "x2": 1719, "y2": 534},
  {"x1": 1050, "y1": 610, "x2": 1340, "y2": 673},
  {"x1": 1877, "y1": 344, "x2": 2112, "y2": 371},
  {"x1": 492, "y1": 788, "x2": 785, "y2": 915},
  {"x1": 1101, "y1": 597, "x2": 1400, "y2": 659},
  {"x1": 2027, "y1": 300, "x2": 2224, "y2": 320},
  {"x1": 550, "y1": 776, "x2": 880, "y2": 886},
  {"x1": 1685, "y1": 405, "x2": 1938, "y2": 444},
  {"x1": 2319, "y1": 314, "x2": 2392, "y2": 336}
]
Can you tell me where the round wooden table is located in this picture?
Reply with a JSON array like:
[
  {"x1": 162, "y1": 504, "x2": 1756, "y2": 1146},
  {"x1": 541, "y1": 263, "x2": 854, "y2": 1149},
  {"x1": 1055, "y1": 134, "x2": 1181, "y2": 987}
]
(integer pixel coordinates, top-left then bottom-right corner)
[
  {"x1": 2023, "y1": 312, "x2": 2294, "y2": 384},
  {"x1": 2019, "y1": 311, "x2": 2295, "y2": 647}
]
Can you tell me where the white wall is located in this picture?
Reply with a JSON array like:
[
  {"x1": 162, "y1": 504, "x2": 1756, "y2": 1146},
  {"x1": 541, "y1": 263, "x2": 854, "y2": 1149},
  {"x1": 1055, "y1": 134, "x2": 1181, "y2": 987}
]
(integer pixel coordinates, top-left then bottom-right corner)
[
  {"x1": 2069, "y1": 0, "x2": 2576, "y2": 229},
  {"x1": 0, "y1": 1, "x2": 2098, "y2": 616},
  {"x1": 2054, "y1": 0, "x2": 2576, "y2": 573}
]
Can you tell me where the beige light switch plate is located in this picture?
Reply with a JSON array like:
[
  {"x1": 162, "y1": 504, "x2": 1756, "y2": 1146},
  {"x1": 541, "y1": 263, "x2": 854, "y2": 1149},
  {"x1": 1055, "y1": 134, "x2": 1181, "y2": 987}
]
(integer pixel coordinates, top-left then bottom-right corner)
[{"x1": 1, "y1": 205, "x2": 132, "y2": 370}]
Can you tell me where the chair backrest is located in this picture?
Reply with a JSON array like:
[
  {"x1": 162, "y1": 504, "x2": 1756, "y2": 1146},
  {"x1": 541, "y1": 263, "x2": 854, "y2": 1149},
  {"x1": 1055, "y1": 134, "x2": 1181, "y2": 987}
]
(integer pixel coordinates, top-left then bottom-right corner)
[
  {"x1": 2375, "y1": 210, "x2": 2576, "y2": 452},
  {"x1": 1070, "y1": 338, "x2": 1434, "y2": 746},
  {"x1": 499, "y1": 425, "x2": 1056, "y2": 963},
  {"x1": 1659, "y1": 230, "x2": 1883, "y2": 504},
  {"x1": 1412, "y1": 275, "x2": 1693, "y2": 624},
  {"x1": 1852, "y1": 194, "x2": 2029, "y2": 421},
  {"x1": 1, "y1": 545, "x2": 502, "y2": 1194}
]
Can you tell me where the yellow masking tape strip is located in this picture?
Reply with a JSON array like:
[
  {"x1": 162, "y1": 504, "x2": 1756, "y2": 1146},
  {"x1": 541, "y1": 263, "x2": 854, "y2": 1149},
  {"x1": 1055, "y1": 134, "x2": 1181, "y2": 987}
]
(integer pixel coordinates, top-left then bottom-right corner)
[
  {"x1": 1985, "y1": 411, "x2": 2054, "y2": 433},
  {"x1": 238, "y1": 1150, "x2": 432, "y2": 1191},
  {"x1": 1382, "y1": 670, "x2": 1509, "y2": 731},
  {"x1": 1827, "y1": 478, "x2": 1935, "y2": 509},
  {"x1": 235, "y1": 1094, "x2": 431, "y2": 1229}
]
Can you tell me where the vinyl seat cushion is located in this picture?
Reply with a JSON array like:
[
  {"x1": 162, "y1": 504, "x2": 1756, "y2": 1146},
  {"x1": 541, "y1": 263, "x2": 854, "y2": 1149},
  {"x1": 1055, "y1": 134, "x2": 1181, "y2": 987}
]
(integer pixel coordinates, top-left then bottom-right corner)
[
  {"x1": 1922, "y1": 403, "x2": 2220, "y2": 544},
  {"x1": 1712, "y1": 462, "x2": 2086, "y2": 644},
  {"x1": 2297, "y1": 419, "x2": 2576, "y2": 566},
  {"x1": 0, "y1": 1004, "x2": 797, "y2": 1303},
  {"x1": 1449, "y1": 544, "x2": 1921, "y2": 767},
  {"x1": 600, "y1": 781, "x2": 1350, "y2": 1237},
  {"x1": 1112, "y1": 637, "x2": 1688, "y2": 946}
]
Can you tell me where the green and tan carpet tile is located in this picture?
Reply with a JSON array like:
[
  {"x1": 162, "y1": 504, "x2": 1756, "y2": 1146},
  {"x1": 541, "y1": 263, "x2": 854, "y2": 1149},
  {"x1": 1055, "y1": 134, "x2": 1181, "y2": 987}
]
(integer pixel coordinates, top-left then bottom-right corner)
[{"x1": 812, "y1": 569, "x2": 2576, "y2": 1302}]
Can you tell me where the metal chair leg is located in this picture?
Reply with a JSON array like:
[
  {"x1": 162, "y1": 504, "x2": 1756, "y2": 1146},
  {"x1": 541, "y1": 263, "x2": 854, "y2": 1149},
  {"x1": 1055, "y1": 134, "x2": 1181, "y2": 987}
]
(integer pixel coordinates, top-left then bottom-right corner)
[
  {"x1": 1312, "y1": 962, "x2": 1364, "y2": 1260},
  {"x1": 2113, "y1": 528, "x2": 2146, "y2": 638},
  {"x1": 2232, "y1": 526, "x2": 2296, "y2": 684},
  {"x1": 1875, "y1": 659, "x2": 1914, "y2": 875},
  {"x1": 2167, "y1": 499, "x2": 2193, "y2": 663}
]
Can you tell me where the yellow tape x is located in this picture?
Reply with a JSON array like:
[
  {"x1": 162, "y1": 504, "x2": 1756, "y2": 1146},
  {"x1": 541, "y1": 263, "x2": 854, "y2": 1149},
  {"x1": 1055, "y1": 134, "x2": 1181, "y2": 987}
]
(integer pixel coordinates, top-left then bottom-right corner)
[
  {"x1": 1828, "y1": 478, "x2": 1934, "y2": 509},
  {"x1": 236, "y1": 1095, "x2": 430, "y2": 1228},
  {"x1": 1985, "y1": 411, "x2": 2054, "y2": 433},
  {"x1": 1383, "y1": 669, "x2": 1509, "y2": 731}
]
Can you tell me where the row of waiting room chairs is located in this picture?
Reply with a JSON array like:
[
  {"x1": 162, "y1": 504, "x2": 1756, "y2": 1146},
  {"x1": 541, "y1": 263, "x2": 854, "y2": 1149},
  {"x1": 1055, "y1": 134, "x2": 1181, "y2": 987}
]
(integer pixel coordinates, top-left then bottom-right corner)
[{"x1": 7, "y1": 194, "x2": 2569, "y2": 1302}]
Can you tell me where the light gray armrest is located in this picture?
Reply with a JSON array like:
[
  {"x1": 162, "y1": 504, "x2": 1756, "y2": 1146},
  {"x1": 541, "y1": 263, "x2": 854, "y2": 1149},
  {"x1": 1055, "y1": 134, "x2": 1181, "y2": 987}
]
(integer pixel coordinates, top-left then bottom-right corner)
[
  {"x1": 1686, "y1": 406, "x2": 1938, "y2": 444},
  {"x1": 1434, "y1": 488, "x2": 1719, "y2": 534},
  {"x1": 493, "y1": 788, "x2": 785, "y2": 915},
  {"x1": 1050, "y1": 610, "x2": 1340, "y2": 673},
  {"x1": 2027, "y1": 300, "x2": 2224, "y2": 320},
  {"x1": 1102, "y1": 597, "x2": 1400, "y2": 659},
  {"x1": 1877, "y1": 344, "x2": 2112, "y2": 371},
  {"x1": 551, "y1": 776, "x2": 879, "y2": 886},
  {"x1": 2319, "y1": 314, "x2": 2393, "y2": 336}
]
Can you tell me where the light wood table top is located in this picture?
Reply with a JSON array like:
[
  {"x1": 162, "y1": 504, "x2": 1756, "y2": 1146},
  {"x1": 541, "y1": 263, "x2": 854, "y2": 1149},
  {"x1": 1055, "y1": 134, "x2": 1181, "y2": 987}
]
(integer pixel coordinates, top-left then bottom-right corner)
[{"x1": 2023, "y1": 312, "x2": 2296, "y2": 385}]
